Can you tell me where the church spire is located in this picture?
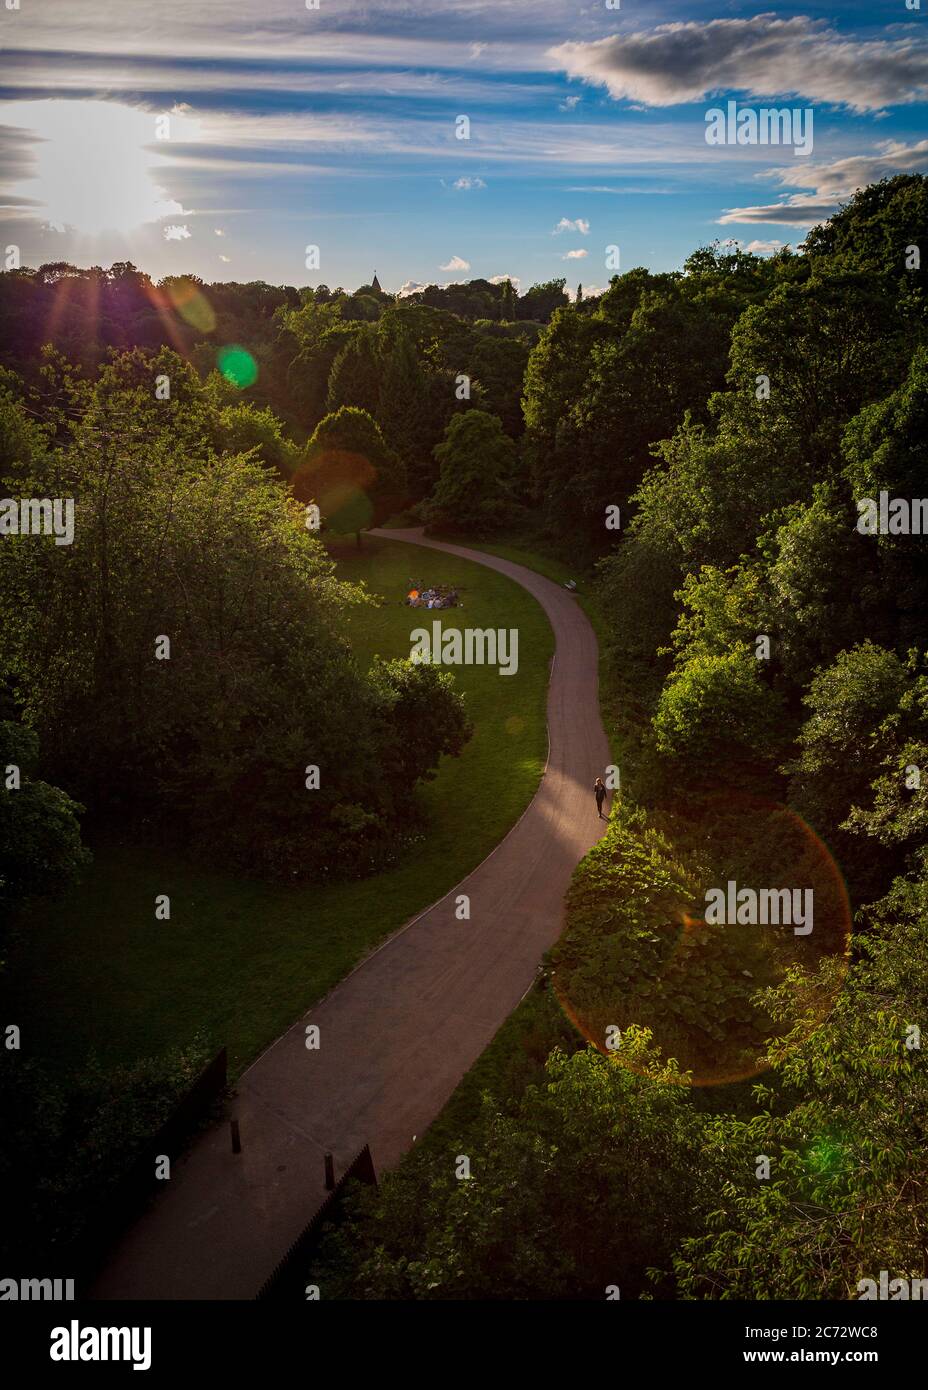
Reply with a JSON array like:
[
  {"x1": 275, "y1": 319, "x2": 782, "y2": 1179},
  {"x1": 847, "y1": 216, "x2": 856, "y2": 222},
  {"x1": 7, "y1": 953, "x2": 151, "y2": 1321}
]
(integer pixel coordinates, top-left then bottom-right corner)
[{"x1": 371, "y1": 270, "x2": 382, "y2": 294}]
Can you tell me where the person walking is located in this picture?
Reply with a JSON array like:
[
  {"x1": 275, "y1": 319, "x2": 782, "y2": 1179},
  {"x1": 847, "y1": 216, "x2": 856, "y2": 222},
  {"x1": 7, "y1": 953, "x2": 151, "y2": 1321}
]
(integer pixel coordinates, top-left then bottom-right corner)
[{"x1": 594, "y1": 776, "x2": 608, "y2": 819}]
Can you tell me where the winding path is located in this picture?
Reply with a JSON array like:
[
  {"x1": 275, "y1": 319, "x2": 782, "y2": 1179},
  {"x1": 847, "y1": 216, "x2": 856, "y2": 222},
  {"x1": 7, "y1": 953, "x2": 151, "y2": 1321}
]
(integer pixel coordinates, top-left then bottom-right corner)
[{"x1": 93, "y1": 529, "x2": 611, "y2": 1300}]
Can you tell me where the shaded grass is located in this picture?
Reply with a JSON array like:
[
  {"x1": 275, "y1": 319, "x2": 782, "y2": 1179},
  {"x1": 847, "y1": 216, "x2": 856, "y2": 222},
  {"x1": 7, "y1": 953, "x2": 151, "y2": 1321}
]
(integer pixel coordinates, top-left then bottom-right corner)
[{"x1": 4, "y1": 534, "x2": 552, "y2": 1079}]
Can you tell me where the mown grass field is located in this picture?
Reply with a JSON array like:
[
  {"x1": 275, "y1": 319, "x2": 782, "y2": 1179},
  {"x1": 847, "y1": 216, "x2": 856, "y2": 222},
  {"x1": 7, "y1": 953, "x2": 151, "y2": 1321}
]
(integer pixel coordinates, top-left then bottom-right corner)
[{"x1": 4, "y1": 534, "x2": 552, "y2": 1077}]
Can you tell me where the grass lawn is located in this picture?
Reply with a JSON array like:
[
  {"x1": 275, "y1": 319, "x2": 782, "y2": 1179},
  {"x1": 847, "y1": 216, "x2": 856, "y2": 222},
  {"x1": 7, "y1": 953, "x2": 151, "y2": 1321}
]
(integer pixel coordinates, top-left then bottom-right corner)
[{"x1": 4, "y1": 534, "x2": 552, "y2": 1078}]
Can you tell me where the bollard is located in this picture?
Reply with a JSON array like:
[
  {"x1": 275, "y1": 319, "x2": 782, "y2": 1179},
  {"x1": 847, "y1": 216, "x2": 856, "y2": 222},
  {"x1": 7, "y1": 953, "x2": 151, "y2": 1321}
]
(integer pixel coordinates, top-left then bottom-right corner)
[
  {"x1": 231, "y1": 1118, "x2": 241, "y2": 1154},
  {"x1": 324, "y1": 1152, "x2": 335, "y2": 1190}
]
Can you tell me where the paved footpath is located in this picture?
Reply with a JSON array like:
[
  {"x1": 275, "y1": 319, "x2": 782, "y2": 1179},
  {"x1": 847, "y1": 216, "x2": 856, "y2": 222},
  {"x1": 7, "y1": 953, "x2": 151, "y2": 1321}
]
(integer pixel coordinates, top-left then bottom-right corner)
[{"x1": 93, "y1": 529, "x2": 611, "y2": 1299}]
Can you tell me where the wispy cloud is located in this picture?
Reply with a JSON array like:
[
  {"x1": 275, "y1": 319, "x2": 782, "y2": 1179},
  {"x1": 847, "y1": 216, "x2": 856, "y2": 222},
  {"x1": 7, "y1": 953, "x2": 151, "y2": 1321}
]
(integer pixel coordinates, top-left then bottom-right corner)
[
  {"x1": 766, "y1": 139, "x2": 928, "y2": 196},
  {"x1": 553, "y1": 216, "x2": 590, "y2": 234},
  {"x1": 562, "y1": 247, "x2": 589, "y2": 259},
  {"x1": 439, "y1": 254, "x2": 470, "y2": 271},
  {"x1": 566, "y1": 184, "x2": 676, "y2": 195},
  {"x1": 550, "y1": 18, "x2": 928, "y2": 113},
  {"x1": 717, "y1": 194, "x2": 839, "y2": 226},
  {"x1": 719, "y1": 136, "x2": 928, "y2": 226}
]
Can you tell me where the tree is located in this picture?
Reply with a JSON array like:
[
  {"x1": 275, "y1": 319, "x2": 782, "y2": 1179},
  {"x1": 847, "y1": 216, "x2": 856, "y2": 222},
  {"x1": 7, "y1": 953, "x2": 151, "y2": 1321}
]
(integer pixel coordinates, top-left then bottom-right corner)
[
  {"x1": 368, "y1": 658, "x2": 472, "y2": 810},
  {"x1": 318, "y1": 1032, "x2": 707, "y2": 1299},
  {"x1": 524, "y1": 269, "x2": 744, "y2": 541},
  {"x1": 674, "y1": 866, "x2": 928, "y2": 1298},
  {"x1": 0, "y1": 722, "x2": 89, "y2": 906},
  {"x1": 279, "y1": 299, "x2": 356, "y2": 433},
  {"x1": 463, "y1": 334, "x2": 528, "y2": 439},
  {"x1": 217, "y1": 401, "x2": 300, "y2": 477},
  {"x1": 376, "y1": 324, "x2": 430, "y2": 485},
  {"x1": 425, "y1": 410, "x2": 516, "y2": 534},
  {"x1": 653, "y1": 648, "x2": 785, "y2": 766},
  {"x1": 0, "y1": 365, "x2": 449, "y2": 881},
  {"x1": 727, "y1": 271, "x2": 905, "y2": 474},
  {"x1": 326, "y1": 328, "x2": 381, "y2": 416},
  {"x1": 785, "y1": 642, "x2": 910, "y2": 837},
  {"x1": 517, "y1": 278, "x2": 569, "y2": 323},
  {"x1": 296, "y1": 406, "x2": 407, "y2": 539}
]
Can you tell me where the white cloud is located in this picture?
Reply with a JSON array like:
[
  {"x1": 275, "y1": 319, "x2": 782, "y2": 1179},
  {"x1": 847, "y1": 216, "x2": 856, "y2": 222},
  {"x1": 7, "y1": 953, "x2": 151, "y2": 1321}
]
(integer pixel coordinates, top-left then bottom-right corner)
[
  {"x1": 490, "y1": 273, "x2": 521, "y2": 289},
  {"x1": 214, "y1": 227, "x2": 225, "y2": 235},
  {"x1": 562, "y1": 247, "x2": 588, "y2": 259},
  {"x1": 219, "y1": 253, "x2": 231, "y2": 262},
  {"x1": 553, "y1": 216, "x2": 590, "y2": 234},
  {"x1": 439, "y1": 254, "x2": 470, "y2": 271},
  {"x1": 716, "y1": 137, "x2": 928, "y2": 229},
  {"x1": 766, "y1": 139, "x2": 928, "y2": 198},
  {"x1": 453, "y1": 176, "x2": 487, "y2": 190},
  {"x1": 550, "y1": 17, "x2": 928, "y2": 113},
  {"x1": 559, "y1": 94, "x2": 582, "y2": 112},
  {"x1": 742, "y1": 239, "x2": 785, "y2": 254},
  {"x1": 717, "y1": 194, "x2": 838, "y2": 226},
  {"x1": 398, "y1": 280, "x2": 428, "y2": 297},
  {"x1": 568, "y1": 283, "x2": 607, "y2": 301},
  {"x1": 163, "y1": 223, "x2": 192, "y2": 239}
]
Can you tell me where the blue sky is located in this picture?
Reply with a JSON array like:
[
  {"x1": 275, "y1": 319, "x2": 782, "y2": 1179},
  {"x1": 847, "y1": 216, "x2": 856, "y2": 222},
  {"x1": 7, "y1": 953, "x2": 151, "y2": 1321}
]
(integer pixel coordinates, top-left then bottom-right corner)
[{"x1": 1, "y1": 0, "x2": 926, "y2": 293}]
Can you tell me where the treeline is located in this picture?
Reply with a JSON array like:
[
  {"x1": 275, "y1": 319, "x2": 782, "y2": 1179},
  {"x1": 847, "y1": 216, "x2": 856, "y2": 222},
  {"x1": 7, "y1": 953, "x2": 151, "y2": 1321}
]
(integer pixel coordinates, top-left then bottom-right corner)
[
  {"x1": 0, "y1": 346, "x2": 472, "y2": 903},
  {"x1": 308, "y1": 175, "x2": 928, "y2": 1299}
]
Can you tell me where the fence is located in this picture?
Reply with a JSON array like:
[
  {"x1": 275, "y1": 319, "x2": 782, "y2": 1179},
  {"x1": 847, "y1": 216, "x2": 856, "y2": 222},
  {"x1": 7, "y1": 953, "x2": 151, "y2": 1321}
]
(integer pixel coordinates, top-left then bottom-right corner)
[
  {"x1": 255, "y1": 1144, "x2": 377, "y2": 1300},
  {"x1": 73, "y1": 1046, "x2": 228, "y2": 1292}
]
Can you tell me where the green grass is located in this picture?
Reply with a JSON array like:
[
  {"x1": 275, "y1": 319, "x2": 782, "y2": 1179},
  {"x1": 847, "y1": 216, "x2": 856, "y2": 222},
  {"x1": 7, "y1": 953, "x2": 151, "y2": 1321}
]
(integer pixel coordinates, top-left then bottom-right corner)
[{"x1": 4, "y1": 534, "x2": 552, "y2": 1079}]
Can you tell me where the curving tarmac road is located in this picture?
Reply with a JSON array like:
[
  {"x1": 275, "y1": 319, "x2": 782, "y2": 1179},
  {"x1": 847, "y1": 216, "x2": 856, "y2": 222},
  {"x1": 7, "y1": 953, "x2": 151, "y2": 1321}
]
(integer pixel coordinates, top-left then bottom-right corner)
[{"x1": 93, "y1": 529, "x2": 611, "y2": 1300}]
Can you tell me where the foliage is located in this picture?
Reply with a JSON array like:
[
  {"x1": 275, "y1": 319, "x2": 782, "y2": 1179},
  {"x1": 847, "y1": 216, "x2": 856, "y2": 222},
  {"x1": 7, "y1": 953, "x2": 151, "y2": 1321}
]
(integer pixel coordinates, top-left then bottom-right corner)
[
  {"x1": 316, "y1": 1032, "x2": 706, "y2": 1299},
  {"x1": 0, "y1": 1039, "x2": 212, "y2": 1265},
  {"x1": 297, "y1": 405, "x2": 407, "y2": 533},
  {"x1": 425, "y1": 410, "x2": 517, "y2": 534},
  {"x1": 0, "y1": 721, "x2": 90, "y2": 905}
]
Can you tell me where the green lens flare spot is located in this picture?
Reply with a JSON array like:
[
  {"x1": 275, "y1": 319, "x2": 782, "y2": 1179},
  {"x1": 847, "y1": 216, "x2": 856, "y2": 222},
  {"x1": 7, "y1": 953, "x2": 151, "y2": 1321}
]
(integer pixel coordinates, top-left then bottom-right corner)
[{"x1": 217, "y1": 345, "x2": 258, "y2": 389}]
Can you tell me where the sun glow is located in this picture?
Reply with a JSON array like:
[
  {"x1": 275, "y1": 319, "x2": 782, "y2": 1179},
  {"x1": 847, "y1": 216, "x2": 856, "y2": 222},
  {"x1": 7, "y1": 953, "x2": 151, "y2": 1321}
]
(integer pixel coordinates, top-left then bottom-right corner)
[{"x1": 3, "y1": 99, "x2": 198, "y2": 236}]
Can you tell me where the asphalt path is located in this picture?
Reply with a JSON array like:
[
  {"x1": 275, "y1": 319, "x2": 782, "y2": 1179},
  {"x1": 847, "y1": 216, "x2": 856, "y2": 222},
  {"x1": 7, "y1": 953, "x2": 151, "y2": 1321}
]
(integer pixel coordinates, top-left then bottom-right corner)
[{"x1": 93, "y1": 529, "x2": 611, "y2": 1299}]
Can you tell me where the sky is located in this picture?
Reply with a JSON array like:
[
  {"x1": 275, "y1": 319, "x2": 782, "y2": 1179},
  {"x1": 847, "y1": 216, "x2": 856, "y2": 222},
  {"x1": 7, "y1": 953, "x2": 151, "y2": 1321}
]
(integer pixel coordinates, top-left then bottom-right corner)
[{"x1": 1, "y1": 0, "x2": 926, "y2": 294}]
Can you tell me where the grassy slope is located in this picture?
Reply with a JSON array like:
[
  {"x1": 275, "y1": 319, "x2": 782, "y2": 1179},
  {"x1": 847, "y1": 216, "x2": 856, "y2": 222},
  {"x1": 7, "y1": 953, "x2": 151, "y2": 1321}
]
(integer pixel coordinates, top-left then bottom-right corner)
[{"x1": 4, "y1": 534, "x2": 552, "y2": 1077}]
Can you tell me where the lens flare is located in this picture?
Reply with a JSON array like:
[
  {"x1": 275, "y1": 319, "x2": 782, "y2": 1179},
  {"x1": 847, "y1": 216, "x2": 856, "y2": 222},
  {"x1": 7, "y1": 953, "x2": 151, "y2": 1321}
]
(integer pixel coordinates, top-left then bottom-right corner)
[
  {"x1": 553, "y1": 792, "x2": 852, "y2": 1087},
  {"x1": 163, "y1": 279, "x2": 216, "y2": 334},
  {"x1": 291, "y1": 449, "x2": 376, "y2": 535},
  {"x1": 218, "y1": 345, "x2": 258, "y2": 389}
]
